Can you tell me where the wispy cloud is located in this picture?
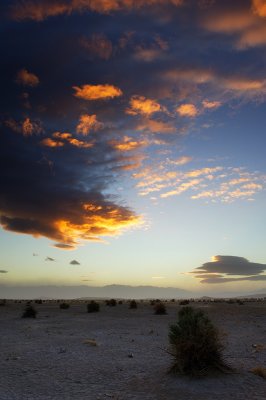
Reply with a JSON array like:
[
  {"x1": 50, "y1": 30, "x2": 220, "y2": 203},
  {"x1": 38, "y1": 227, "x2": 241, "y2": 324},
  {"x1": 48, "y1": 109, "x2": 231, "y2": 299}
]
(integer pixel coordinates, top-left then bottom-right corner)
[{"x1": 16, "y1": 69, "x2": 39, "y2": 87}]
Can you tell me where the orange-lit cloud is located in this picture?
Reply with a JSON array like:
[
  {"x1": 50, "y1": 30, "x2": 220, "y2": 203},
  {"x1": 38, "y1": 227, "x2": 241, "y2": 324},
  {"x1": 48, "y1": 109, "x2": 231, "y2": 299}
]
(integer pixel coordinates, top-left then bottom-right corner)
[
  {"x1": 76, "y1": 114, "x2": 103, "y2": 135},
  {"x1": 41, "y1": 138, "x2": 64, "y2": 148},
  {"x1": 202, "y1": 100, "x2": 221, "y2": 109},
  {"x1": 73, "y1": 84, "x2": 123, "y2": 101},
  {"x1": 5, "y1": 117, "x2": 43, "y2": 136},
  {"x1": 202, "y1": 6, "x2": 266, "y2": 49},
  {"x1": 160, "y1": 179, "x2": 201, "y2": 198},
  {"x1": 176, "y1": 103, "x2": 198, "y2": 117},
  {"x1": 133, "y1": 161, "x2": 265, "y2": 202},
  {"x1": 167, "y1": 156, "x2": 192, "y2": 166},
  {"x1": 41, "y1": 132, "x2": 94, "y2": 148},
  {"x1": 80, "y1": 33, "x2": 113, "y2": 60},
  {"x1": 126, "y1": 96, "x2": 164, "y2": 116},
  {"x1": 252, "y1": 0, "x2": 266, "y2": 18},
  {"x1": 53, "y1": 205, "x2": 142, "y2": 247},
  {"x1": 133, "y1": 47, "x2": 162, "y2": 62},
  {"x1": 110, "y1": 136, "x2": 148, "y2": 152},
  {"x1": 10, "y1": 0, "x2": 184, "y2": 21},
  {"x1": 16, "y1": 69, "x2": 39, "y2": 87},
  {"x1": 0, "y1": 200, "x2": 142, "y2": 249},
  {"x1": 137, "y1": 118, "x2": 175, "y2": 133},
  {"x1": 186, "y1": 167, "x2": 223, "y2": 178}
]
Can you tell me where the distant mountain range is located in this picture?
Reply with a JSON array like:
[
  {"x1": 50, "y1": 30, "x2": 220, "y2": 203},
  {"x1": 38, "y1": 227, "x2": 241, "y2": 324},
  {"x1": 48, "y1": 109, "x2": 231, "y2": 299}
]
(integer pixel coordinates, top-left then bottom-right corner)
[
  {"x1": 0, "y1": 284, "x2": 265, "y2": 300},
  {"x1": 0, "y1": 284, "x2": 191, "y2": 300}
]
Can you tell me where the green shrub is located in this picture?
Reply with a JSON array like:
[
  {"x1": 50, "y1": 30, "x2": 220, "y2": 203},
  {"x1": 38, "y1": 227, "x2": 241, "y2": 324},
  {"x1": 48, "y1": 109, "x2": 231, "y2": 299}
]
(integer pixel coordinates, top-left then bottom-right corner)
[
  {"x1": 154, "y1": 302, "x2": 167, "y2": 315},
  {"x1": 22, "y1": 304, "x2": 37, "y2": 318},
  {"x1": 168, "y1": 307, "x2": 228, "y2": 376},
  {"x1": 87, "y1": 300, "x2": 100, "y2": 313},
  {"x1": 129, "y1": 300, "x2": 137, "y2": 309},
  {"x1": 59, "y1": 302, "x2": 70, "y2": 309}
]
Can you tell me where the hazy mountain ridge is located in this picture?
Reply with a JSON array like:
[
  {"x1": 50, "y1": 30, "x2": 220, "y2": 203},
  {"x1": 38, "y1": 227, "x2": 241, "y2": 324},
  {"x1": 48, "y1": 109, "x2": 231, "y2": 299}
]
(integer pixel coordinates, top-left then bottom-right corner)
[{"x1": 0, "y1": 284, "x2": 265, "y2": 300}]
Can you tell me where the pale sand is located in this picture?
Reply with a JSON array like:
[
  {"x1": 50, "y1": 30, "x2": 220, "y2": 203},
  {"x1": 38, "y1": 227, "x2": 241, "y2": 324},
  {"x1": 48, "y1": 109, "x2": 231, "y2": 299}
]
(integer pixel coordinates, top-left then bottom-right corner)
[{"x1": 0, "y1": 301, "x2": 265, "y2": 399}]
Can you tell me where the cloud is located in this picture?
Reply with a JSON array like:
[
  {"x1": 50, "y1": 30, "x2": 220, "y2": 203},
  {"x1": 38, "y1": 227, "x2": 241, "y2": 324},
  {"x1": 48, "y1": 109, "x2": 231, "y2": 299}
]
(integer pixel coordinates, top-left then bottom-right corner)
[
  {"x1": 202, "y1": 5, "x2": 266, "y2": 49},
  {"x1": 134, "y1": 162, "x2": 265, "y2": 201},
  {"x1": 191, "y1": 255, "x2": 266, "y2": 283},
  {"x1": 109, "y1": 136, "x2": 148, "y2": 152},
  {"x1": 176, "y1": 104, "x2": 198, "y2": 117},
  {"x1": 16, "y1": 69, "x2": 39, "y2": 87},
  {"x1": 73, "y1": 84, "x2": 123, "y2": 100},
  {"x1": 70, "y1": 259, "x2": 80, "y2": 265},
  {"x1": 252, "y1": 0, "x2": 266, "y2": 18},
  {"x1": 76, "y1": 114, "x2": 103, "y2": 135},
  {"x1": 167, "y1": 156, "x2": 192, "y2": 166},
  {"x1": 41, "y1": 132, "x2": 94, "y2": 149},
  {"x1": 136, "y1": 118, "x2": 176, "y2": 133},
  {"x1": 1, "y1": 122, "x2": 142, "y2": 249},
  {"x1": 10, "y1": 0, "x2": 184, "y2": 21},
  {"x1": 45, "y1": 257, "x2": 55, "y2": 262},
  {"x1": 126, "y1": 96, "x2": 164, "y2": 116},
  {"x1": 80, "y1": 33, "x2": 113, "y2": 60},
  {"x1": 5, "y1": 118, "x2": 43, "y2": 136},
  {"x1": 0, "y1": 270, "x2": 8, "y2": 273},
  {"x1": 202, "y1": 100, "x2": 221, "y2": 109}
]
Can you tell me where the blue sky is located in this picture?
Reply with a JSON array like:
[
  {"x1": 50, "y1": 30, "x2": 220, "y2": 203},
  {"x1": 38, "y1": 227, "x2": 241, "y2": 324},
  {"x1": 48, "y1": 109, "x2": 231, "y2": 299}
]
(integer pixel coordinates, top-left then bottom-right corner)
[{"x1": 0, "y1": 0, "x2": 266, "y2": 294}]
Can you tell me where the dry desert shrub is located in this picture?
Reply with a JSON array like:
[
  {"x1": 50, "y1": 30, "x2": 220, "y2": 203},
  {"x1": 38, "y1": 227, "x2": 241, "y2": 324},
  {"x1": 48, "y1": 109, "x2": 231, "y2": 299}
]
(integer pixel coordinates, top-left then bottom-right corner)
[
  {"x1": 129, "y1": 300, "x2": 138, "y2": 309},
  {"x1": 251, "y1": 366, "x2": 266, "y2": 379},
  {"x1": 179, "y1": 299, "x2": 190, "y2": 306},
  {"x1": 87, "y1": 300, "x2": 100, "y2": 313},
  {"x1": 59, "y1": 302, "x2": 70, "y2": 309},
  {"x1": 22, "y1": 304, "x2": 37, "y2": 318},
  {"x1": 168, "y1": 306, "x2": 229, "y2": 376},
  {"x1": 154, "y1": 302, "x2": 167, "y2": 315}
]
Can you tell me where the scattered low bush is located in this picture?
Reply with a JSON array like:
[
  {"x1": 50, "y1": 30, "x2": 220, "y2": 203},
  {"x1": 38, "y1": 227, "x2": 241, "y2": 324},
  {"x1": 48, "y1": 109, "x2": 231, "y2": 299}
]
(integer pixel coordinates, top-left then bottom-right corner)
[
  {"x1": 129, "y1": 300, "x2": 137, "y2": 309},
  {"x1": 118, "y1": 300, "x2": 123, "y2": 305},
  {"x1": 251, "y1": 366, "x2": 266, "y2": 379},
  {"x1": 59, "y1": 302, "x2": 70, "y2": 309},
  {"x1": 0, "y1": 299, "x2": 7, "y2": 306},
  {"x1": 22, "y1": 304, "x2": 37, "y2": 318},
  {"x1": 179, "y1": 299, "x2": 190, "y2": 306},
  {"x1": 87, "y1": 300, "x2": 100, "y2": 313},
  {"x1": 35, "y1": 299, "x2": 43, "y2": 304},
  {"x1": 168, "y1": 306, "x2": 228, "y2": 376},
  {"x1": 107, "y1": 299, "x2": 117, "y2": 307},
  {"x1": 154, "y1": 302, "x2": 167, "y2": 315}
]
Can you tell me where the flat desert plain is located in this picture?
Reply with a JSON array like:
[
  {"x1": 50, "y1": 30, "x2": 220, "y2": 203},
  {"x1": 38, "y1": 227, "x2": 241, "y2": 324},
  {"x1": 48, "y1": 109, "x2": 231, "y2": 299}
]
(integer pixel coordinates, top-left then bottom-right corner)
[{"x1": 0, "y1": 300, "x2": 265, "y2": 400}]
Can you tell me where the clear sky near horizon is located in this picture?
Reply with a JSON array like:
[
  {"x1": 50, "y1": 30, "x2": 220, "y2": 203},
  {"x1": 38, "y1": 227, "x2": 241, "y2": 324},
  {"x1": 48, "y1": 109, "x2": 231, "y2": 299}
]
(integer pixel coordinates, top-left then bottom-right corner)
[{"x1": 0, "y1": 0, "x2": 266, "y2": 295}]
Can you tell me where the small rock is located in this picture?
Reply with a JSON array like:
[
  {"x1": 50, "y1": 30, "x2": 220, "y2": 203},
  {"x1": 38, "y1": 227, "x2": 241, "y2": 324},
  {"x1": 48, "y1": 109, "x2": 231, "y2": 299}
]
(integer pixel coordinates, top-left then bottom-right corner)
[{"x1": 128, "y1": 353, "x2": 133, "y2": 358}]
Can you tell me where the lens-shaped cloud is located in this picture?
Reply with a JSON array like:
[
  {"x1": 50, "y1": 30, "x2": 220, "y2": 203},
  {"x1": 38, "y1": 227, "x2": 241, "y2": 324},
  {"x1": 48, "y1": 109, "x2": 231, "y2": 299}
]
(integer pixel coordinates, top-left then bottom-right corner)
[{"x1": 191, "y1": 255, "x2": 266, "y2": 283}]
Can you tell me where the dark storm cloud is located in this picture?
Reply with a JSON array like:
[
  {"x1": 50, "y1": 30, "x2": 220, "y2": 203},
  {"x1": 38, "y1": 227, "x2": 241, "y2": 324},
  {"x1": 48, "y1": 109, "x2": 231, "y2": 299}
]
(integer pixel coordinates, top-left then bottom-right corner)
[
  {"x1": 70, "y1": 259, "x2": 80, "y2": 265},
  {"x1": 45, "y1": 257, "x2": 55, "y2": 262},
  {"x1": 0, "y1": 270, "x2": 8, "y2": 273},
  {"x1": 1, "y1": 0, "x2": 266, "y2": 248},
  {"x1": 192, "y1": 255, "x2": 266, "y2": 283}
]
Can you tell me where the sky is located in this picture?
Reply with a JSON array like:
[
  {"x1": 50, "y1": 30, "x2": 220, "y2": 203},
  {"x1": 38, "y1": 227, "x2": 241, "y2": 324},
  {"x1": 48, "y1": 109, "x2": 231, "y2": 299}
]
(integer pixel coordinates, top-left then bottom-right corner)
[{"x1": 1, "y1": 0, "x2": 266, "y2": 296}]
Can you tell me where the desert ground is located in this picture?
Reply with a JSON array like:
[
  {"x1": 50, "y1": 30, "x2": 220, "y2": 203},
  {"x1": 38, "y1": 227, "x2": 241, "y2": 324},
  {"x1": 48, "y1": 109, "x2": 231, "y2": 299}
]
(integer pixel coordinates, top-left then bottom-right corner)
[{"x1": 0, "y1": 300, "x2": 265, "y2": 400}]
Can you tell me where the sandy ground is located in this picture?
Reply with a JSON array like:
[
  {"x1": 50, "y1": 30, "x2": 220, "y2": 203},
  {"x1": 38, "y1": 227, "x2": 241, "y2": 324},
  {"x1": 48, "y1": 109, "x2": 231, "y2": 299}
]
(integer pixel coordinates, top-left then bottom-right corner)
[{"x1": 0, "y1": 300, "x2": 265, "y2": 400}]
